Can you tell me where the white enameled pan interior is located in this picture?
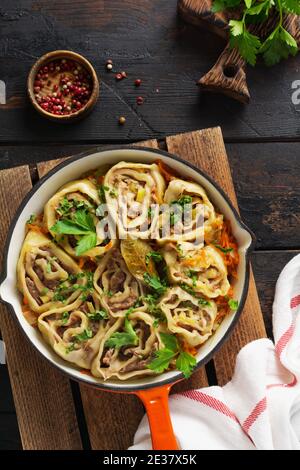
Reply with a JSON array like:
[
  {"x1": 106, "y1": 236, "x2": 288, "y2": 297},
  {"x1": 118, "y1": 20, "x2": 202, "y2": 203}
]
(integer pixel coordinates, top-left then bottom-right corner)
[{"x1": 0, "y1": 148, "x2": 253, "y2": 391}]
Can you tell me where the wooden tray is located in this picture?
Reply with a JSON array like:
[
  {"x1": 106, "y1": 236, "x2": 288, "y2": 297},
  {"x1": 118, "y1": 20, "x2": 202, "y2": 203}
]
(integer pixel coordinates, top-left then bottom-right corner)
[{"x1": 0, "y1": 127, "x2": 266, "y2": 450}]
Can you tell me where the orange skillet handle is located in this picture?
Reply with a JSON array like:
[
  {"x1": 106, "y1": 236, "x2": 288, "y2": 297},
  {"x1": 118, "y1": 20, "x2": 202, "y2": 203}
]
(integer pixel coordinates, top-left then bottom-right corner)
[{"x1": 136, "y1": 384, "x2": 179, "y2": 450}]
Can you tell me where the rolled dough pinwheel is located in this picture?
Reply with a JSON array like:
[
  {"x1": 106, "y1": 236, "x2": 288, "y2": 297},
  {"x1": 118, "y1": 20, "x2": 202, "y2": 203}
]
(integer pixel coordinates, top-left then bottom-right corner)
[
  {"x1": 91, "y1": 311, "x2": 163, "y2": 380},
  {"x1": 38, "y1": 291, "x2": 112, "y2": 369},
  {"x1": 17, "y1": 230, "x2": 86, "y2": 315},
  {"x1": 104, "y1": 162, "x2": 165, "y2": 239},
  {"x1": 158, "y1": 179, "x2": 223, "y2": 248},
  {"x1": 93, "y1": 247, "x2": 146, "y2": 317},
  {"x1": 159, "y1": 286, "x2": 217, "y2": 347},
  {"x1": 44, "y1": 179, "x2": 115, "y2": 258},
  {"x1": 163, "y1": 244, "x2": 230, "y2": 298}
]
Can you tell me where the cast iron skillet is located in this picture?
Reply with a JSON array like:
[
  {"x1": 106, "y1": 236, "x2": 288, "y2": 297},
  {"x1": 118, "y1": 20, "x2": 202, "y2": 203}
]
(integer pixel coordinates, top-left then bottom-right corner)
[{"x1": 0, "y1": 146, "x2": 254, "y2": 449}]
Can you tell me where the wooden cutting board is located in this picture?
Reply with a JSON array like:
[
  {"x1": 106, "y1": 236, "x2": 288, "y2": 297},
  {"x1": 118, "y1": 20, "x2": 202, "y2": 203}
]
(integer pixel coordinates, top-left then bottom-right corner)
[
  {"x1": 178, "y1": 0, "x2": 300, "y2": 103},
  {"x1": 0, "y1": 127, "x2": 266, "y2": 449}
]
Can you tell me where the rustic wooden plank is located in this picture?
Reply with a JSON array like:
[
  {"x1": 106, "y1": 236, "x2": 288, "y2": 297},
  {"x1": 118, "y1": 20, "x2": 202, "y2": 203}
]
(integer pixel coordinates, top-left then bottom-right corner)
[
  {"x1": 226, "y1": 142, "x2": 300, "y2": 250},
  {"x1": 166, "y1": 127, "x2": 267, "y2": 385},
  {"x1": 37, "y1": 157, "x2": 70, "y2": 178},
  {"x1": 0, "y1": 167, "x2": 82, "y2": 449},
  {"x1": 1, "y1": 1, "x2": 300, "y2": 143}
]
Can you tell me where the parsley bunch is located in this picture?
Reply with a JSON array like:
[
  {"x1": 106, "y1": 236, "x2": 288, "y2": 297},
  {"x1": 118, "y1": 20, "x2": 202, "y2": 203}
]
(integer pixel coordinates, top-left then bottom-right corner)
[{"x1": 212, "y1": 0, "x2": 299, "y2": 66}]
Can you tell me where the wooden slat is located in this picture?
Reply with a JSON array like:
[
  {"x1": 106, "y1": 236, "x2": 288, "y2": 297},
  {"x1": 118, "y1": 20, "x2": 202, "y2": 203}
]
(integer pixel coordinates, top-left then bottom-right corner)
[
  {"x1": 166, "y1": 127, "x2": 267, "y2": 385},
  {"x1": 0, "y1": 167, "x2": 82, "y2": 449},
  {"x1": 37, "y1": 157, "x2": 69, "y2": 179}
]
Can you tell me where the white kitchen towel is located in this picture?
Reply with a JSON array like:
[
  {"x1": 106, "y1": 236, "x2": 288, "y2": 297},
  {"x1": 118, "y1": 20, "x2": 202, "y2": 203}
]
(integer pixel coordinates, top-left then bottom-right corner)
[{"x1": 130, "y1": 254, "x2": 300, "y2": 450}]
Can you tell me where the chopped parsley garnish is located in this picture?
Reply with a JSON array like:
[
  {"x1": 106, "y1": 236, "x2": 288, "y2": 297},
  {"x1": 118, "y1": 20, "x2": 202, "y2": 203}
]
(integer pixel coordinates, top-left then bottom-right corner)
[
  {"x1": 228, "y1": 299, "x2": 239, "y2": 311},
  {"x1": 46, "y1": 257, "x2": 57, "y2": 273},
  {"x1": 109, "y1": 188, "x2": 118, "y2": 198},
  {"x1": 180, "y1": 283, "x2": 211, "y2": 306},
  {"x1": 61, "y1": 311, "x2": 70, "y2": 325},
  {"x1": 214, "y1": 244, "x2": 233, "y2": 254},
  {"x1": 103, "y1": 289, "x2": 113, "y2": 298},
  {"x1": 198, "y1": 298, "x2": 211, "y2": 307},
  {"x1": 87, "y1": 309, "x2": 108, "y2": 320},
  {"x1": 65, "y1": 343, "x2": 75, "y2": 354},
  {"x1": 145, "y1": 251, "x2": 163, "y2": 266},
  {"x1": 26, "y1": 214, "x2": 36, "y2": 224},
  {"x1": 180, "y1": 283, "x2": 196, "y2": 296},
  {"x1": 187, "y1": 269, "x2": 198, "y2": 287},
  {"x1": 40, "y1": 287, "x2": 49, "y2": 296},
  {"x1": 53, "y1": 271, "x2": 94, "y2": 302},
  {"x1": 105, "y1": 318, "x2": 138, "y2": 349},
  {"x1": 143, "y1": 273, "x2": 167, "y2": 296},
  {"x1": 98, "y1": 185, "x2": 109, "y2": 203},
  {"x1": 74, "y1": 329, "x2": 93, "y2": 342}
]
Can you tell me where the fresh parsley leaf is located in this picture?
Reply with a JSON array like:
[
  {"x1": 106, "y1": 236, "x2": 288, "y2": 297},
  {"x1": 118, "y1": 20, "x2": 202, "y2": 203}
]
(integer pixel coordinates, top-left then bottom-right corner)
[
  {"x1": 65, "y1": 343, "x2": 75, "y2": 354},
  {"x1": 105, "y1": 318, "x2": 138, "y2": 349},
  {"x1": 51, "y1": 219, "x2": 90, "y2": 235},
  {"x1": 212, "y1": 0, "x2": 241, "y2": 12},
  {"x1": 46, "y1": 256, "x2": 57, "y2": 273},
  {"x1": 260, "y1": 27, "x2": 298, "y2": 66},
  {"x1": 26, "y1": 214, "x2": 36, "y2": 224},
  {"x1": 282, "y1": 0, "x2": 300, "y2": 15},
  {"x1": 244, "y1": 0, "x2": 252, "y2": 8},
  {"x1": 228, "y1": 299, "x2": 239, "y2": 310},
  {"x1": 74, "y1": 329, "x2": 93, "y2": 342},
  {"x1": 229, "y1": 22, "x2": 261, "y2": 66},
  {"x1": 40, "y1": 287, "x2": 49, "y2": 296},
  {"x1": 56, "y1": 197, "x2": 73, "y2": 216},
  {"x1": 103, "y1": 289, "x2": 113, "y2": 298},
  {"x1": 176, "y1": 352, "x2": 197, "y2": 379},
  {"x1": 98, "y1": 184, "x2": 109, "y2": 203},
  {"x1": 148, "y1": 349, "x2": 177, "y2": 373},
  {"x1": 180, "y1": 283, "x2": 196, "y2": 296},
  {"x1": 145, "y1": 251, "x2": 163, "y2": 266},
  {"x1": 61, "y1": 311, "x2": 70, "y2": 325},
  {"x1": 198, "y1": 298, "x2": 211, "y2": 307},
  {"x1": 187, "y1": 269, "x2": 198, "y2": 287},
  {"x1": 87, "y1": 309, "x2": 108, "y2": 320},
  {"x1": 159, "y1": 332, "x2": 178, "y2": 352},
  {"x1": 143, "y1": 273, "x2": 167, "y2": 296},
  {"x1": 72, "y1": 210, "x2": 95, "y2": 231},
  {"x1": 214, "y1": 244, "x2": 233, "y2": 254},
  {"x1": 75, "y1": 232, "x2": 97, "y2": 256},
  {"x1": 109, "y1": 188, "x2": 118, "y2": 198}
]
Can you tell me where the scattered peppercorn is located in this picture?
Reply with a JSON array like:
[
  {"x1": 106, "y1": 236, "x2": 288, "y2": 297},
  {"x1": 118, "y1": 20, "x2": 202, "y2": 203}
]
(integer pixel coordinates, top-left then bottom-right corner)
[
  {"x1": 106, "y1": 59, "x2": 113, "y2": 65},
  {"x1": 106, "y1": 63, "x2": 113, "y2": 71},
  {"x1": 135, "y1": 79, "x2": 141, "y2": 87},
  {"x1": 136, "y1": 96, "x2": 144, "y2": 105},
  {"x1": 121, "y1": 71, "x2": 127, "y2": 78},
  {"x1": 118, "y1": 116, "x2": 126, "y2": 125},
  {"x1": 115, "y1": 73, "x2": 123, "y2": 81}
]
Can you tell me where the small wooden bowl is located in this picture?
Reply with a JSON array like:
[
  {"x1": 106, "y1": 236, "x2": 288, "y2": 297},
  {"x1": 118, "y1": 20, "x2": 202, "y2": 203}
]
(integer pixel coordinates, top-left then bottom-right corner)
[{"x1": 27, "y1": 50, "x2": 100, "y2": 122}]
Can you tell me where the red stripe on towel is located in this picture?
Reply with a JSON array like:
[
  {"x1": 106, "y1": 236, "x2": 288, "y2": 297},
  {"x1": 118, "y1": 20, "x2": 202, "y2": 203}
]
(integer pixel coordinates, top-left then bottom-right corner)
[{"x1": 242, "y1": 397, "x2": 267, "y2": 433}]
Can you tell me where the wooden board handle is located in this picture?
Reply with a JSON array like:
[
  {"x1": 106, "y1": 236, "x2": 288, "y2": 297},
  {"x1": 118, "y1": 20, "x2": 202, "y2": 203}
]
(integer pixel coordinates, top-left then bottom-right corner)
[{"x1": 198, "y1": 43, "x2": 250, "y2": 103}]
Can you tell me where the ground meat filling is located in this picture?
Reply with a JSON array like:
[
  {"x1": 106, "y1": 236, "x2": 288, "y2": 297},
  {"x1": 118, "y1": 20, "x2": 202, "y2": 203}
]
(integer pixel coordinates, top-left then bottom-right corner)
[{"x1": 25, "y1": 277, "x2": 42, "y2": 305}]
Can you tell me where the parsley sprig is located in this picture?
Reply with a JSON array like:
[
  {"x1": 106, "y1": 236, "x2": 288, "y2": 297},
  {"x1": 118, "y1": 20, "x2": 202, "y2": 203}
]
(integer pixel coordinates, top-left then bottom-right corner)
[
  {"x1": 213, "y1": 0, "x2": 299, "y2": 66},
  {"x1": 51, "y1": 209, "x2": 97, "y2": 256},
  {"x1": 148, "y1": 333, "x2": 197, "y2": 378},
  {"x1": 105, "y1": 317, "x2": 139, "y2": 349}
]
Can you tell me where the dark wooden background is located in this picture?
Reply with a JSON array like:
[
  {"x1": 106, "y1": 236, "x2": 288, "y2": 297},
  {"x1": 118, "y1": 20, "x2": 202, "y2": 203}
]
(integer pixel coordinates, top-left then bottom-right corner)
[{"x1": 0, "y1": 0, "x2": 299, "y2": 449}]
